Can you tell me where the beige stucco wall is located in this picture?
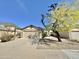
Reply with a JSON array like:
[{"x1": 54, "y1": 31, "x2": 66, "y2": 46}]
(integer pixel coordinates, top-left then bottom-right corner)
[
  {"x1": 59, "y1": 32, "x2": 69, "y2": 39},
  {"x1": 69, "y1": 31, "x2": 79, "y2": 41},
  {"x1": 23, "y1": 31, "x2": 36, "y2": 38},
  {"x1": 6, "y1": 26, "x2": 16, "y2": 31},
  {"x1": 22, "y1": 27, "x2": 40, "y2": 38},
  {"x1": 16, "y1": 29, "x2": 23, "y2": 34},
  {"x1": 48, "y1": 30, "x2": 69, "y2": 39}
]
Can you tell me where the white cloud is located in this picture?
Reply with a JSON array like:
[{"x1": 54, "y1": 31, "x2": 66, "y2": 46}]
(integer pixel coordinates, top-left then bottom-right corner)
[{"x1": 17, "y1": 0, "x2": 28, "y2": 14}]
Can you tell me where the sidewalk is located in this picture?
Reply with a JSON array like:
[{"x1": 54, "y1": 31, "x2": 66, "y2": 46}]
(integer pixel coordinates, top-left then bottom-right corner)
[{"x1": 62, "y1": 49, "x2": 79, "y2": 59}]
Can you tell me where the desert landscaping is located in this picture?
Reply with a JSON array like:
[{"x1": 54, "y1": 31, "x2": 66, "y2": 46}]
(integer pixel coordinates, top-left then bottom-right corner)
[
  {"x1": 0, "y1": 24, "x2": 79, "y2": 59},
  {"x1": 0, "y1": 0, "x2": 79, "y2": 59}
]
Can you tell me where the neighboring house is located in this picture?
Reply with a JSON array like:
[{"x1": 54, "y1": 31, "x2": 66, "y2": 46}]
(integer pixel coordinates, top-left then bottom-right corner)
[
  {"x1": 59, "y1": 32, "x2": 69, "y2": 39},
  {"x1": 58, "y1": 28, "x2": 79, "y2": 41},
  {"x1": 69, "y1": 29, "x2": 79, "y2": 41},
  {"x1": 16, "y1": 28, "x2": 23, "y2": 38},
  {"x1": 6, "y1": 25, "x2": 16, "y2": 31},
  {"x1": 0, "y1": 24, "x2": 16, "y2": 38},
  {"x1": 22, "y1": 25, "x2": 43, "y2": 38}
]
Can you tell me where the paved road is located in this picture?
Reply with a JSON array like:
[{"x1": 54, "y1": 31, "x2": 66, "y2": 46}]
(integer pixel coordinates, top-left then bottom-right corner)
[
  {"x1": 0, "y1": 38, "x2": 78, "y2": 59},
  {"x1": 62, "y1": 49, "x2": 79, "y2": 59}
]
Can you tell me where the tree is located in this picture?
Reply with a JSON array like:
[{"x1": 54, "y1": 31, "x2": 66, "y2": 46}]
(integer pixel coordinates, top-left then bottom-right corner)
[{"x1": 41, "y1": 1, "x2": 79, "y2": 42}]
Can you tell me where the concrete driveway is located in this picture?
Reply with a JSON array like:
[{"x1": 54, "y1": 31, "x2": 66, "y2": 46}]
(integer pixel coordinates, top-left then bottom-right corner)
[{"x1": 0, "y1": 37, "x2": 79, "y2": 59}]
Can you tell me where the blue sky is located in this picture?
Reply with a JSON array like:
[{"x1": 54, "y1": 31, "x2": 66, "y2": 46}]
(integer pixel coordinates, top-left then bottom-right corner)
[{"x1": 0, "y1": 0, "x2": 72, "y2": 28}]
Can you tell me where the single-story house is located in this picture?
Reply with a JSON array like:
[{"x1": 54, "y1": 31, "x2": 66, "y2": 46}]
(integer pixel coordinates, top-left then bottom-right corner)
[{"x1": 21, "y1": 25, "x2": 43, "y2": 38}]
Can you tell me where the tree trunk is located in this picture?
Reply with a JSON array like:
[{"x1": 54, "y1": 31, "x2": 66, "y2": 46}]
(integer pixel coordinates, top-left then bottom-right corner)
[
  {"x1": 41, "y1": 14, "x2": 47, "y2": 39},
  {"x1": 42, "y1": 31, "x2": 47, "y2": 39},
  {"x1": 54, "y1": 31, "x2": 62, "y2": 42}
]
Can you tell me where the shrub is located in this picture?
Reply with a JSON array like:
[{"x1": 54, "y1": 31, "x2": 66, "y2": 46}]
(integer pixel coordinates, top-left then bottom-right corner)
[
  {"x1": 28, "y1": 35, "x2": 32, "y2": 39},
  {"x1": 16, "y1": 32, "x2": 22, "y2": 38},
  {"x1": 0, "y1": 33, "x2": 14, "y2": 42}
]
